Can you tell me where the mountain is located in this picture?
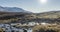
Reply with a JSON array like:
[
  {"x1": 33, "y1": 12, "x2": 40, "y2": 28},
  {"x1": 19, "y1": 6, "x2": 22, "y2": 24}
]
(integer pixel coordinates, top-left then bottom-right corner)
[
  {"x1": 0, "y1": 6, "x2": 32, "y2": 13},
  {"x1": 0, "y1": 11, "x2": 60, "y2": 23}
]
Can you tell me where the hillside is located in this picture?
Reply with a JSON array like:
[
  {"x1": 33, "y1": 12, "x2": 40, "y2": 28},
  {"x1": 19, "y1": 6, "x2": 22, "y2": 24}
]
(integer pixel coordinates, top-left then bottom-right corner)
[
  {"x1": 0, "y1": 6, "x2": 32, "y2": 13},
  {"x1": 0, "y1": 11, "x2": 60, "y2": 23}
]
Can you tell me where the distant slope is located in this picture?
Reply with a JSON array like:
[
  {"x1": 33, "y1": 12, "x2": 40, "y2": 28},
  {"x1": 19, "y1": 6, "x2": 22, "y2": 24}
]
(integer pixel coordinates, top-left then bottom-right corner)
[
  {"x1": 0, "y1": 11, "x2": 60, "y2": 23},
  {"x1": 36, "y1": 11, "x2": 60, "y2": 19},
  {"x1": 0, "y1": 6, "x2": 32, "y2": 13}
]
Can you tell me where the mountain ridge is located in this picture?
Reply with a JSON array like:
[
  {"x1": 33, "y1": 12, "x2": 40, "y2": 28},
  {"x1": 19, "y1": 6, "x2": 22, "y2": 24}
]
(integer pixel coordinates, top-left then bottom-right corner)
[{"x1": 0, "y1": 6, "x2": 32, "y2": 13}]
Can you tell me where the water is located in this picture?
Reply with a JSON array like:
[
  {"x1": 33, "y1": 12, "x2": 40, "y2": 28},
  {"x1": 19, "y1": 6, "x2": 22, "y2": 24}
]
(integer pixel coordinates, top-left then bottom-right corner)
[{"x1": 27, "y1": 28, "x2": 32, "y2": 32}]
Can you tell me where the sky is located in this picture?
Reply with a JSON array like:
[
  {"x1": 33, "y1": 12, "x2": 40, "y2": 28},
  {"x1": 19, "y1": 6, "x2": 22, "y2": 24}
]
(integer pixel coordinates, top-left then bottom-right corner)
[{"x1": 0, "y1": 0, "x2": 60, "y2": 13}]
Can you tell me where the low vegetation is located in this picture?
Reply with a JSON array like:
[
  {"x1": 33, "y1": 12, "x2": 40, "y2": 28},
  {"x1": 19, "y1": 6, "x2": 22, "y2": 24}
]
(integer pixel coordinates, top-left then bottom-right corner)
[
  {"x1": 0, "y1": 11, "x2": 60, "y2": 24},
  {"x1": 33, "y1": 24, "x2": 60, "y2": 32},
  {"x1": 0, "y1": 28, "x2": 5, "y2": 32}
]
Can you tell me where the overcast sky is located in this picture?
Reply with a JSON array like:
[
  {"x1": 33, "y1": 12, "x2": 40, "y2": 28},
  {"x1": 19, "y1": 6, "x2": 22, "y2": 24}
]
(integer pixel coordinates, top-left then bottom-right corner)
[{"x1": 0, "y1": 0, "x2": 60, "y2": 13}]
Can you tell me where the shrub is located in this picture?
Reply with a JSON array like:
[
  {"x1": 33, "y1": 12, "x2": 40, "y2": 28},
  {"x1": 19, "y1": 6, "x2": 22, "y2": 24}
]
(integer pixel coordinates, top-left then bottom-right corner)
[{"x1": 33, "y1": 25, "x2": 60, "y2": 32}]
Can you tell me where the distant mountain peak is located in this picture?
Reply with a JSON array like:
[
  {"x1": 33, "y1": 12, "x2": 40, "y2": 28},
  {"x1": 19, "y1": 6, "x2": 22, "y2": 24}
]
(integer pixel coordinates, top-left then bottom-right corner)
[{"x1": 0, "y1": 6, "x2": 32, "y2": 13}]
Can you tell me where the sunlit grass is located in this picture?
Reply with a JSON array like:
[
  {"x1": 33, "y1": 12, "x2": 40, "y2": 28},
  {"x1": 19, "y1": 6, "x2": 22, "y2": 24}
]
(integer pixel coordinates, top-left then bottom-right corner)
[{"x1": 33, "y1": 24, "x2": 60, "y2": 32}]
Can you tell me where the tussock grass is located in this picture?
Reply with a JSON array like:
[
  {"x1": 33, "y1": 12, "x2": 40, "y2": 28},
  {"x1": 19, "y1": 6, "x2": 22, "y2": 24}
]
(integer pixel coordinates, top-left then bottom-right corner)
[{"x1": 33, "y1": 24, "x2": 60, "y2": 32}]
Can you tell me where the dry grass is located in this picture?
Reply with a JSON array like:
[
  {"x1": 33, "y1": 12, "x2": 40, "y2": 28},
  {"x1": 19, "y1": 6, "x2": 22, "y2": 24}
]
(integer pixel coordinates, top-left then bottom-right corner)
[{"x1": 33, "y1": 24, "x2": 60, "y2": 32}]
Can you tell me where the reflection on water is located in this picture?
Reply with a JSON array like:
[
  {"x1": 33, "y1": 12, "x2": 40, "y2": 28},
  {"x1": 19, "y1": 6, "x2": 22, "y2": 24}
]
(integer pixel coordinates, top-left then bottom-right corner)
[{"x1": 27, "y1": 28, "x2": 32, "y2": 32}]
